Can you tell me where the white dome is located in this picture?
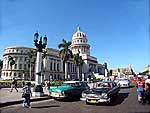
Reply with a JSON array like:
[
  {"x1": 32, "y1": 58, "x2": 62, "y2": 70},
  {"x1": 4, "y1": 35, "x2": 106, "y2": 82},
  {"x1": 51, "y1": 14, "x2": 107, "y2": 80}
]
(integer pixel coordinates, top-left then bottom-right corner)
[
  {"x1": 72, "y1": 27, "x2": 88, "y2": 44},
  {"x1": 71, "y1": 27, "x2": 90, "y2": 55}
]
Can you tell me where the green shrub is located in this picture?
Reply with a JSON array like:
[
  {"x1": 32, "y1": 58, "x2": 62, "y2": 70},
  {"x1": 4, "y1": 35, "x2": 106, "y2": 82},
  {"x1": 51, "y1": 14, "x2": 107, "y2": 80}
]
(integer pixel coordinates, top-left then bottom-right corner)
[
  {"x1": 0, "y1": 81, "x2": 35, "y2": 87},
  {"x1": 53, "y1": 80, "x2": 64, "y2": 86}
]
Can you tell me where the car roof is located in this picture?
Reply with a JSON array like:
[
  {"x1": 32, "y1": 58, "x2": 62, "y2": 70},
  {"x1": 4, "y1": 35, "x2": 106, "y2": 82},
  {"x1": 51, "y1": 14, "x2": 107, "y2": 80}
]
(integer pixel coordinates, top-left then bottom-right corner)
[
  {"x1": 97, "y1": 81, "x2": 114, "y2": 83},
  {"x1": 64, "y1": 81, "x2": 81, "y2": 84},
  {"x1": 119, "y1": 78, "x2": 128, "y2": 80}
]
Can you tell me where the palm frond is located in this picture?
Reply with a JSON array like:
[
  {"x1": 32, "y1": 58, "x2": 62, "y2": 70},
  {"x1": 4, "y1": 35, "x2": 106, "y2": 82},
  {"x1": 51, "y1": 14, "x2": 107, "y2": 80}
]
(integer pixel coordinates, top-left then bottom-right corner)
[
  {"x1": 62, "y1": 39, "x2": 67, "y2": 43},
  {"x1": 58, "y1": 43, "x2": 65, "y2": 48}
]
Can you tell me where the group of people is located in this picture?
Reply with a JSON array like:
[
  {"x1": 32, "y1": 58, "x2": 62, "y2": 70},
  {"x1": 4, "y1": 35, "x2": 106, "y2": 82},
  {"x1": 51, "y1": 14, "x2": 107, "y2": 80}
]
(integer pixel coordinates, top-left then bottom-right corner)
[
  {"x1": 10, "y1": 78, "x2": 32, "y2": 108},
  {"x1": 136, "y1": 75, "x2": 150, "y2": 104}
]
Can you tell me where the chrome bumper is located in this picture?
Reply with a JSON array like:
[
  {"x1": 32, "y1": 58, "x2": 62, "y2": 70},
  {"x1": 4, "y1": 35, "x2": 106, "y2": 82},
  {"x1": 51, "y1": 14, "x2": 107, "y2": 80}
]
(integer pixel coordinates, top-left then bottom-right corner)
[{"x1": 80, "y1": 97, "x2": 110, "y2": 103}]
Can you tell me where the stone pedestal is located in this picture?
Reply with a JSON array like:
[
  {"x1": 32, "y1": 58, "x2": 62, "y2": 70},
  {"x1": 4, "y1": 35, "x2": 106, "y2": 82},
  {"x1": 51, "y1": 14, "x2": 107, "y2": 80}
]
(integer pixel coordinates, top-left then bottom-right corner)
[{"x1": 32, "y1": 85, "x2": 44, "y2": 97}]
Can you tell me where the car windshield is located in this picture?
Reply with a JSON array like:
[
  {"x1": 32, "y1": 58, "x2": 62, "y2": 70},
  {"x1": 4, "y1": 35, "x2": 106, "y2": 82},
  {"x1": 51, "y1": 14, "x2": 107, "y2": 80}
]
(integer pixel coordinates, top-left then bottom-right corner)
[
  {"x1": 61, "y1": 82, "x2": 81, "y2": 87},
  {"x1": 96, "y1": 82, "x2": 111, "y2": 88},
  {"x1": 119, "y1": 79, "x2": 128, "y2": 81}
]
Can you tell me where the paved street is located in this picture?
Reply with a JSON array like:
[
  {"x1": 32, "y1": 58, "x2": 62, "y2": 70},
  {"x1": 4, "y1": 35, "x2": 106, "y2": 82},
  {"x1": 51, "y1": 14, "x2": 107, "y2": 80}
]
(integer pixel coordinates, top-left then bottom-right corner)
[
  {"x1": 0, "y1": 86, "x2": 150, "y2": 113},
  {"x1": 0, "y1": 87, "x2": 50, "y2": 104}
]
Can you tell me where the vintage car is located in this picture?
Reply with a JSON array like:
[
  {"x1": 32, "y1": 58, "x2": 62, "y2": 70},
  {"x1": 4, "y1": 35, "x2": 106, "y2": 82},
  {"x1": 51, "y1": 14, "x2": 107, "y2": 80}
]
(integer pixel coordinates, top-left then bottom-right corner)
[
  {"x1": 117, "y1": 78, "x2": 131, "y2": 88},
  {"x1": 80, "y1": 81, "x2": 120, "y2": 104},
  {"x1": 50, "y1": 81, "x2": 89, "y2": 100}
]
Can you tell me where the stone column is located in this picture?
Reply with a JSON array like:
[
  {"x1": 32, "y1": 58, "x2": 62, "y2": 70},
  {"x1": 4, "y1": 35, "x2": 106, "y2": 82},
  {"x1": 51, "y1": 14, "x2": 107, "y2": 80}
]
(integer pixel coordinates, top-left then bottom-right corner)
[{"x1": 35, "y1": 52, "x2": 42, "y2": 85}]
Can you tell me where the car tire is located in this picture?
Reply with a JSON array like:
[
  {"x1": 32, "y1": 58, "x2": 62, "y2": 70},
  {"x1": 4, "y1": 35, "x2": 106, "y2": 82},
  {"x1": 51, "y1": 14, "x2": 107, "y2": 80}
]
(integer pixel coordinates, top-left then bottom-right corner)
[{"x1": 85, "y1": 101, "x2": 91, "y2": 105}]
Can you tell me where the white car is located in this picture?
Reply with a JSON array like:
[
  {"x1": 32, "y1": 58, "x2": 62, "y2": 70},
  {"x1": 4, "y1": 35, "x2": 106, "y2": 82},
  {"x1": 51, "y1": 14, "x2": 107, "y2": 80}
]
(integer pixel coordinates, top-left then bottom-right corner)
[{"x1": 117, "y1": 78, "x2": 131, "y2": 88}]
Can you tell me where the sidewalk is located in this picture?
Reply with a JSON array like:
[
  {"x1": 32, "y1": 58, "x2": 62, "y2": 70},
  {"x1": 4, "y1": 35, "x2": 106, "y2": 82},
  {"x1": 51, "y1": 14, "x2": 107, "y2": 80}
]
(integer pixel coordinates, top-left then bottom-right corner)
[{"x1": 0, "y1": 87, "x2": 52, "y2": 108}]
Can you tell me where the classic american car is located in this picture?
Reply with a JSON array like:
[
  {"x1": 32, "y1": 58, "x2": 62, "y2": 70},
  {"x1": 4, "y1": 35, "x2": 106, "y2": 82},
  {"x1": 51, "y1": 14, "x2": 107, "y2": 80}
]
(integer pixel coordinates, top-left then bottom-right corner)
[
  {"x1": 117, "y1": 78, "x2": 131, "y2": 88},
  {"x1": 50, "y1": 81, "x2": 89, "y2": 100},
  {"x1": 80, "y1": 81, "x2": 120, "y2": 104}
]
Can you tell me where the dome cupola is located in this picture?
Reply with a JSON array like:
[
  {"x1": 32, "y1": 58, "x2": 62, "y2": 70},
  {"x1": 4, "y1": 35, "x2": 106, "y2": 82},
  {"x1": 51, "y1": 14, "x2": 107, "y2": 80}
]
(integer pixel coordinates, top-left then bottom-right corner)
[
  {"x1": 71, "y1": 27, "x2": 90, "y2": 55},
  {"x1": 72, "y1": 26, "x2": 88, "y2": 44}
]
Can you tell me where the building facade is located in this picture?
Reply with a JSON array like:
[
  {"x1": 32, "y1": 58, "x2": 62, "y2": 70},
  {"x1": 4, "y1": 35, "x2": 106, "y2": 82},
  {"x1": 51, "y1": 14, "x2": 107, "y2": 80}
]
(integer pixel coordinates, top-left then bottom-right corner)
[
  {"x1": 143, "y1": 65, "x2": 150, "y2": 75},
  {"x1": 1, "y1": 27, "x2": 106, "y2": 80},
  {"x1": 110, "y1": 65, "x2": 134, "y2": 78}
]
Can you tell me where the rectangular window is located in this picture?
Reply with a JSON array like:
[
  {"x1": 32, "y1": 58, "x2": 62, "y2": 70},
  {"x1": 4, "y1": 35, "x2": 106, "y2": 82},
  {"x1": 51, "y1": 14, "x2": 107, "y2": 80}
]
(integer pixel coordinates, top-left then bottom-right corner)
[
  {"x1": 15, "y1": 57, "x2": 18, "y2": 62},
  {"x1": 14, "y1": 73, "x2": 16, "y2": 77},
  {"x1": 14, "y1": 64, "x2": 17, "y2": 69},
  {"x1": 54, "y1": 63, "x2": 56, "y2": 71},
  {"x1": 20, "y1": 57, "x2": 22, "y2": 61},
  {"x1": 24, "y1": 64, "x2": 26, "y2": 70},
  {"x1": 24, "y1": 57, "x2": 27, "y2": 61},
  {"x1": 4, "y1": 64, "x2": 6, "y2": 69},
  {"x1": 28, "y1": 64, "x2": 30, "y2": 68},
  {"x1": 50, "y1": 62, "x2": 52, "y2": 71},
  {"x1": 19, "y1": 64, "x2": 22, "y2": 69},
  {"x1": 18, "y1": 73, "x2": 22, "y2": 77},
  {"x1": 57, "y1": 63, "x2": 59, "y2": 71}
]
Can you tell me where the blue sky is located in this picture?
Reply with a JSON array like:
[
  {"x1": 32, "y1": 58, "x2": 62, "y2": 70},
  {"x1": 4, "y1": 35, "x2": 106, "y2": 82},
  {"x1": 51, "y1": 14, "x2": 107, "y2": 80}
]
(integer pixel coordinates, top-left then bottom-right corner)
[{"x1": 0, "y1": 0, "x2": 149, "y2": 73}]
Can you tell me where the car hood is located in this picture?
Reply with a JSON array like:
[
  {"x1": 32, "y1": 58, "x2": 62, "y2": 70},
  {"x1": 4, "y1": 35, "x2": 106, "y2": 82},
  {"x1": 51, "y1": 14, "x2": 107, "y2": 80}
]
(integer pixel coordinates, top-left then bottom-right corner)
[
  {"x1": 50, "y1": 86, "x2": 74, "y2": 92},
  {"x1": 85, "y1": 88, "x2": 110, "y2": 94}
]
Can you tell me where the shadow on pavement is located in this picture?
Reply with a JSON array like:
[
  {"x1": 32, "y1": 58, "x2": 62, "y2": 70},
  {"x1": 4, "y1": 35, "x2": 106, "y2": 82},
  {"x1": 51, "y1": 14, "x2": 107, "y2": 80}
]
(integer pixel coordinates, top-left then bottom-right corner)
[
  {"x1": 53, "y1": 97, "x2": 81, "y2": 102},
  {"x1": 31, "y1": 105, "x2": 60, "y2": 109},
  {"x1": 120, "y1": 85, "x2": 135, "y2": 89},
  {"x1": 107, "y1": 92, "x2": 129, "y2": 106}
]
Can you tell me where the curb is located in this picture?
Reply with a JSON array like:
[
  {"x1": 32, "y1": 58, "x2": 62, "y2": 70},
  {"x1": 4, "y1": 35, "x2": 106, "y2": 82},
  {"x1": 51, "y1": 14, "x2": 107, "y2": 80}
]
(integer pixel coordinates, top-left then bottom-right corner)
[{"x1": 0, "y1": 96, "x2": 52, "y2": 108}]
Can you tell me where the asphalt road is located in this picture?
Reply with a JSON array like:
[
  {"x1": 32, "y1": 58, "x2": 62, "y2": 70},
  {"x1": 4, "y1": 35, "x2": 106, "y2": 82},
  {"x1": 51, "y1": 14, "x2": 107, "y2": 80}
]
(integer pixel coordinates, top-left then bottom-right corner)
[{"x1": 1, "y1": 86, "x2": 150, "y2": 113}]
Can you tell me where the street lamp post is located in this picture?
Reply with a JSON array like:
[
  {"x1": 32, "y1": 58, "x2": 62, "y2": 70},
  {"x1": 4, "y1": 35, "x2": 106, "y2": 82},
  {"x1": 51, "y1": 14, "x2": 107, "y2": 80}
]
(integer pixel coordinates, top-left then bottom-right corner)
[
  {"x1": 33, "y1": 32, "x2": 47, "y2": 97},
  {"x1": 104, "y1": 62, "x2": 108, "y2": 77}
]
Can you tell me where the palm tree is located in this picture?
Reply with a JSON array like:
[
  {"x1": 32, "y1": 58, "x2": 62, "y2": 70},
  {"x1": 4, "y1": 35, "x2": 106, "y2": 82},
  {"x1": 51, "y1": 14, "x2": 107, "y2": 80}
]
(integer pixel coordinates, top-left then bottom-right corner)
[
  {"x1": 58, "y1": 39, "x2": 73, "y2": 80},
  {"x1": 73, "y1": 52, "x2": 84, "y2": 80},
  {"x1": 8, "y1": 55, "x2": 15, "y2": 78},
  {"x1": 27, "y1": 50, "x2": 36, "y2": 80}
]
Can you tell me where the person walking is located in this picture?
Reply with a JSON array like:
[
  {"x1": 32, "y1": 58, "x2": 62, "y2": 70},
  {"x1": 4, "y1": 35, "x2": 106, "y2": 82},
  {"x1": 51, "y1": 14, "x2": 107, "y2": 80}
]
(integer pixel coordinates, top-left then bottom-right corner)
[
  {"x1": 10, "y1": 78, "x2": 18, "y2": 92},
  {"x1": 22, "y1": 82, "x2": 32, "y2": 108},
  {"x1": 143, "y1": 83, "x2": 150, "y2": 104},
  {"x1": 136, "y1": 78, "x2": 145, "y2": 102},
  {"x1": 44, "y1": 79, "x2": 48, "y2": 90},
  {"x1": 22, "y1": 80, "x2": 25, "y2": 87}
]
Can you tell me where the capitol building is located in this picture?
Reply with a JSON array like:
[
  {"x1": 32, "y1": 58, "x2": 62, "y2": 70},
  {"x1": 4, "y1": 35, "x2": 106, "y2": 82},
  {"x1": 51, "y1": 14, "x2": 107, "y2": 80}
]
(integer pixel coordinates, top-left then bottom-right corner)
[{"x1": 1, "y1": 27, "x2": 106, "y2": 80}]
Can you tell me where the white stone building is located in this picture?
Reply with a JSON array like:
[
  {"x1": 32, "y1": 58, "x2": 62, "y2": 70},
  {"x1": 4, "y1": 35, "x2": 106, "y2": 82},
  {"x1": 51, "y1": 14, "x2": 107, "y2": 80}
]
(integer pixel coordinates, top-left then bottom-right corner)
[{"x1": 1, "y1": 27, "x2": 106, "y2": 80}]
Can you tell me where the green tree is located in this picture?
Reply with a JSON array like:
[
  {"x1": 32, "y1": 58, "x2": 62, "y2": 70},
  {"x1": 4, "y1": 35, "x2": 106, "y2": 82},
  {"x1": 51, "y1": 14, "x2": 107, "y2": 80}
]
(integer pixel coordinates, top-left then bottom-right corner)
[
  {"x1": 27, "y1": 50, "x2": 36, "y2": 80},
  {"x1": 58, "y1": 39, "x2": 73, "y2": 80},
  {"x1": 73, "y1": 52, "x2": 84, "y2": 80}
]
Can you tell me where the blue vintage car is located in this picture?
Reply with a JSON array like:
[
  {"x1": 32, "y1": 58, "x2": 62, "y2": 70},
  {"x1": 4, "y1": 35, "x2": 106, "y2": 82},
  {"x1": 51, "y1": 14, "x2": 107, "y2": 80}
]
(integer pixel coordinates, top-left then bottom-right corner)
[
  {"x1": 80, "y1": 81, "x2": 120, "y2": 104},
  {"x1": 50, "y1": 81, "x2": 89, "y2": 100}
]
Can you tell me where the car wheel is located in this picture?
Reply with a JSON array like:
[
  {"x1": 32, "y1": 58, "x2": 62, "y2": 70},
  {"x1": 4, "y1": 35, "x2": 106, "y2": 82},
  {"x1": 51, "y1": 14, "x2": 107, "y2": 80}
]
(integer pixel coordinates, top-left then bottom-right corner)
[{"x1": 85, "y1": 101, "x2": 91, "y2": 105}]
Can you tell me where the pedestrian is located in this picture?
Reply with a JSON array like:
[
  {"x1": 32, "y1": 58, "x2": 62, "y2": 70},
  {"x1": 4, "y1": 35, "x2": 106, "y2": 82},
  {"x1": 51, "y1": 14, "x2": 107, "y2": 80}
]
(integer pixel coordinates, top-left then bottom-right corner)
[
  {"x1": 44, "y1": 79, "x2": 48, "y2": 90},
  {"x1": 22, "y1": 80, "x2": 25, "y2": 87},
  {"x1": 22, "y1": 82, "x2": 32, "y2": 108},
  {"x1": 143, "y1": 83, "x2": 150, "y2": 104},
  {"x1": 10, "y1": 78, "x2": 18, "y2": 92},
  {"x1": 136, "y1": 78, "x2": 145, "y2": 102}
]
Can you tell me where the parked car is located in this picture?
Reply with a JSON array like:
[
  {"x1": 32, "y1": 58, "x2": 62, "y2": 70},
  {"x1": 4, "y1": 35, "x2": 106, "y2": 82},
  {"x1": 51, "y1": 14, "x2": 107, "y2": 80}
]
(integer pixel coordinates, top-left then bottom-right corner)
[
  {"x1": 80, "y1": 81, "x2": 120, "y2": 104},
  {"x1": 50, "y1": 81, "x2": 89, "y2": 100},
  {"x1": 117, "y1": 78, "x2": 131, "y2": 88}
]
